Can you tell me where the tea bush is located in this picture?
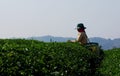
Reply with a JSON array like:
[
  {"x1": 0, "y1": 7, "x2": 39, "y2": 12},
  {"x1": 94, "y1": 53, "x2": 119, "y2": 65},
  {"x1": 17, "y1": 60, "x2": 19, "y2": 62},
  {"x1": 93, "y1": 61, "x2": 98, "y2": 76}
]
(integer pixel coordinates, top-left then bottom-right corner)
[
  {"x1": 97, "y1": 48, "x2": 120, "y2": 76},
  {"x1": 0, "y1": 39, "x2": 102, "y2": 76}
]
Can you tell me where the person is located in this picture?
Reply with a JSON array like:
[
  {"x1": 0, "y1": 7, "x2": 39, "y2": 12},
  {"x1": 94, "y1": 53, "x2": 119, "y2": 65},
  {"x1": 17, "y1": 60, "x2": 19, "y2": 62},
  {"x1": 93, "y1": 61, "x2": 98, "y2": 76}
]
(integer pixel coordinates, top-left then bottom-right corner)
[
  {"x1": 76, "y1": 23, "x2": 88, "y2": 44},
  {"x1": 69, "y1": 23, "x2": 88, "y2": 45}
]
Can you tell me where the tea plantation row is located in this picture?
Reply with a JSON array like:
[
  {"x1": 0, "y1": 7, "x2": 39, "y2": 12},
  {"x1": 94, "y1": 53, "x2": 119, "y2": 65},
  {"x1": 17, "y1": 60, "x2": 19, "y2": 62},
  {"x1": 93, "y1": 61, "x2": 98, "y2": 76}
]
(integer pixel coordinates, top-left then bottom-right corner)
[{"x1": 0, "y1": 39, "x2": 102, "y2": 76}]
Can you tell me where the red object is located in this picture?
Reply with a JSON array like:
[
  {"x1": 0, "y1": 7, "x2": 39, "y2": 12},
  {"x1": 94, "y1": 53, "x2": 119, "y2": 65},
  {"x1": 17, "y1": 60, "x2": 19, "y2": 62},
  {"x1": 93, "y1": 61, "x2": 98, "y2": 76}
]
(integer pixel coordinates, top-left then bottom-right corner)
[{"x1": 77, "y1": 29, "x2": 85, "y2": 32}]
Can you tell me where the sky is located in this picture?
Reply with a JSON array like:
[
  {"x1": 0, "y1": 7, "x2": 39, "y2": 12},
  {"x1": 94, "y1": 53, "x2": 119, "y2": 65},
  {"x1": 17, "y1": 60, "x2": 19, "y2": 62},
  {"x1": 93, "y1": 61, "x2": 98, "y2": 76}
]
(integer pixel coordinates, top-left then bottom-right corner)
[{"x1": 0, "y1": 0, "x2": 120, "y2": 39}]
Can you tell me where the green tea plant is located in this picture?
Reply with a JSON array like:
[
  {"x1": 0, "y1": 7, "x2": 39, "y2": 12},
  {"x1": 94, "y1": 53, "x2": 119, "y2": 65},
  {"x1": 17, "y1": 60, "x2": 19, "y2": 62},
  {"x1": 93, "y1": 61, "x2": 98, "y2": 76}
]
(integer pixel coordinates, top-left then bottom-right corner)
[
  {"x1": 97, "y1": 48, "x2": 120, "y2": 76},
  {"x1": 0, "y1": 39, "x2": 102, "y2": 76}
]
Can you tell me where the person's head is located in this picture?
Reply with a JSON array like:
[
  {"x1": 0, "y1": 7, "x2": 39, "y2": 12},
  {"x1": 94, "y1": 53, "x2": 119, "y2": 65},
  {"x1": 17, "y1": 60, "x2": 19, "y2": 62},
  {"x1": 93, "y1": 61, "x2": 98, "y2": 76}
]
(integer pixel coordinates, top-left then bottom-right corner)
[
  {"x1": 77, "y1": 23, "x2": 86, "y2": 32},
  {"x1": 77, "y1": 23, "x2": 86, "y2": 30}
]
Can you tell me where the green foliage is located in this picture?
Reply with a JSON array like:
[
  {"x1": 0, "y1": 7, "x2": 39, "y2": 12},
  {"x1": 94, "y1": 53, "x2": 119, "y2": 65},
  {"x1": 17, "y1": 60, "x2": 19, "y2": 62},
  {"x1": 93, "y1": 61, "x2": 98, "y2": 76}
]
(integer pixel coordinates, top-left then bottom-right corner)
[
  {"x1": 97, "y1": 48, "x2": 120, "y2": 76},
  {"x1": 0, "y1": 39, "x2": 101, "y2": 76}
]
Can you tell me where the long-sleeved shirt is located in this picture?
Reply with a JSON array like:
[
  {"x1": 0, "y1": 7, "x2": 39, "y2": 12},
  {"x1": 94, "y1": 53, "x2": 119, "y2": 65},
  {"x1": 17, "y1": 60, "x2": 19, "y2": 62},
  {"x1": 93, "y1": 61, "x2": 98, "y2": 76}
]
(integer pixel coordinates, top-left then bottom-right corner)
[{"x1": 77, "y1": 32, "x2": 88, "y2": 44}]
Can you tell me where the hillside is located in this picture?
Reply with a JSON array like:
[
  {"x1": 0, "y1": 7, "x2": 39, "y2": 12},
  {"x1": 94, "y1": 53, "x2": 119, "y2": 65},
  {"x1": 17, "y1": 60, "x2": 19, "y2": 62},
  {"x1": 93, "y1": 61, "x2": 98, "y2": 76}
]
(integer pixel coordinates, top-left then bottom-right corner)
[
  {"x1": 28, "y1": 35, "x2": 75, "y2": 42},
  {"x1": 28, "y1": 35, "x2": 120, "y2": 50},
  {"x1": 0, "y1": 39, "x2": 119, "y2": 76}
]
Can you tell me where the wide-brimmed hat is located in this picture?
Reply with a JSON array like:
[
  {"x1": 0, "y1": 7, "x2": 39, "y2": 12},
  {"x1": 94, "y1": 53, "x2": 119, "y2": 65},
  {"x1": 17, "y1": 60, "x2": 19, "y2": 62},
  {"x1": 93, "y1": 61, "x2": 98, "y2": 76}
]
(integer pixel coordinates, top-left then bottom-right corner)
[{"x1": 77, "y1": 23, "x2": 86, "y2": 29}]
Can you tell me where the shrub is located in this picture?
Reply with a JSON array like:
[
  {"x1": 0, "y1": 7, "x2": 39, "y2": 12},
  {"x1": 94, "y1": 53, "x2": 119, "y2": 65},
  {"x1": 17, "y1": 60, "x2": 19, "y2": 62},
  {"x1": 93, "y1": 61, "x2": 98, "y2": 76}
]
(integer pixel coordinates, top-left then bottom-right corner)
[
  {"x1": 0, "y1": 39, "x2": 101, "y2": 76},
  {"x1": 97, "y1": 48, "x2": 120, "y2": 76}
]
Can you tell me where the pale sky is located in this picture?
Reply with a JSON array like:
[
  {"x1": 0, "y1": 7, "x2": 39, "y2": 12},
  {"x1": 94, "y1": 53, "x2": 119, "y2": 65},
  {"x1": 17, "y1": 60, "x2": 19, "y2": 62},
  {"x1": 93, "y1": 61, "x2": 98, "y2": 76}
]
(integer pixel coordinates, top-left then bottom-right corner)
[{"x1": 0, "y1": 0, "x2": 120, "y2": 39}]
